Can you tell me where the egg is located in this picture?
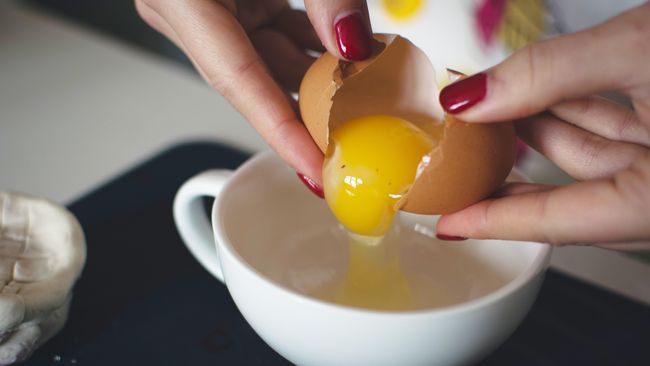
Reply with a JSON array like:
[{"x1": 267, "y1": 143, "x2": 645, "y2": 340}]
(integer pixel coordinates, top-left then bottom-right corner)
[
  {"x1": 323, "y1": 115, "x2": 435, "y2": 236},
  {"x1": 299, "y1": 34, "x2": 516, "y2": 219}
]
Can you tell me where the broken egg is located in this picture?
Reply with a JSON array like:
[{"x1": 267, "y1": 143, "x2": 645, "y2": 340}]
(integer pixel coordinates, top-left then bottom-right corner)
[{"x1": 299, "y1": 34, "x2": 516, "y2": 221}]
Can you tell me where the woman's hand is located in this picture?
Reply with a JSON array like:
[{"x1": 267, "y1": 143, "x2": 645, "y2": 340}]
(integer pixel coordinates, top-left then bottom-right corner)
[
  {"x1": 135, "y1": 0, "x2": 372, "y2": 189},
  {"x1": 437, "y1": 2, "x2": 650, "y2": 250}
]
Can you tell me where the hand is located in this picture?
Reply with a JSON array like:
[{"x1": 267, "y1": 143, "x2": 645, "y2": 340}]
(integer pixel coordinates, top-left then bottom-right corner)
[
  {"x1": 436, "y1": 3, "x2": 650, "y2": 250},
  {"x1": 135, "y1": 0, "x2": 373, "y2": 188},
  {"x1": 0, "y1": 192, "x2": 86, "y2": 364}
]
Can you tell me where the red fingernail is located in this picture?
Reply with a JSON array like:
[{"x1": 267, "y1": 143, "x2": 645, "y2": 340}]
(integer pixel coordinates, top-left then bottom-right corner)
[
  {"x1": 334, "y1": 12, "x2": 372, "y2": 61},
  {"x1": 297, "y1": 172, "x2": 324, "y2": 199},
  {"x1": 439, "y1": 72, "x2": 487, "y2": 114},
  {"x1": 515, "y1": 138, "x2": 529, "y2": 165},
  {"x1": 436, "y1": 234, "x2": 468, "y2": 241}
]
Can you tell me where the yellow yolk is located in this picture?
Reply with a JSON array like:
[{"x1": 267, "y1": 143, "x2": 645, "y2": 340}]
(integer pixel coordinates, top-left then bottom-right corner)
[
  {"x1": 323, "y1": 115, "x2": 435, "y2": 237},
  {"x1": 315, "y1": 116, "x2": 436, "y2": 310},
  {"x1": 382, "y1": 0, "x2": 423, "y2": 20}
]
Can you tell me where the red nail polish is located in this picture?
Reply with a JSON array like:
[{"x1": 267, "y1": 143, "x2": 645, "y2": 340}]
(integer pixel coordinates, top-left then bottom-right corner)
[
  {"x1": 515, "y1": 138, "x2": 529, "y2": 165},
  {"x1": 439, "y1": 72, "x2": 487, "y2": 114},
  {"x1": 436, "y1": 234, "x2": 468, "y2": 241},
  {"x1": 297, "y1": 172, "x2": 324, "y2": 199},
  {"x1": 334, "y1": 12, "x2": 372, "y2": 61}
]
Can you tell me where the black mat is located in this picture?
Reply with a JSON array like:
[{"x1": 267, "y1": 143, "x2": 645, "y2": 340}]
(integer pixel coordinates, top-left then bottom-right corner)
[{"x1": 23, "y1": 142, "x2": 649, "y2": 365}]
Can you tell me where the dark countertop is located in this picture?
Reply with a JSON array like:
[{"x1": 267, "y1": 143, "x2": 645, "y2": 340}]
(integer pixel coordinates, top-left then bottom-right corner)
[{"x1": 19, "y1": 142, "x2": 650, "y2": 366}]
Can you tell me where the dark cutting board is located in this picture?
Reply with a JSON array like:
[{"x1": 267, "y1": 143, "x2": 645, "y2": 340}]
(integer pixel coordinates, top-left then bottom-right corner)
[{"x1": 22, "y1": 142, "x2": 649, "y2": 366}]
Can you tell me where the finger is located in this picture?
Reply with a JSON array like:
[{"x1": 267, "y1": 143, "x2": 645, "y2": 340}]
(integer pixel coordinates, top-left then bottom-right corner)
[
  {"x1": 0, "y1": 323, "x2": 40, "y2": 365},
  {"x1": 437, "y1": 153, "x2": 650, "y2": 245},
  {"x1": 138, "y1": 0, "x2": 323, "y2": 182},
  {"x1": 516, "y1": 113, "x2": 648, "y2": 180},
  {"x1": 272, "y1": 7, "x2": 325, "y2": 52},
  {"x1": 304, "y1": 0, "x2": 373, "y2": 61},
  {"x1": 0, "y1": 295, "x2": 24, "y2": 334},
  {"x1": 596, "y1": 241, "x2": 650, "y2": 251},
  {"x1": 492, "y1": 182, "x2": 555, "y2": 198},
  {"x1": 135, "y1": 0, "x2": 185, "y2": 51},
  {"x1": 549, "y1": 96, "x2": 650, "y2": 147},
  {"x1": 251, "y1": 29, "x2": 315, "y2": 92},
  {"x1": 439, "y1": 2, "x2": 650, "y2": 120}
]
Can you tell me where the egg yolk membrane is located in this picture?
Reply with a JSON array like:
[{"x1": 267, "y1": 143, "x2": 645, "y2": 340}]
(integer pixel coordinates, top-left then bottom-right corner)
[{"x1": 323, "y1": 115, "x2": 435, "y2": 237}]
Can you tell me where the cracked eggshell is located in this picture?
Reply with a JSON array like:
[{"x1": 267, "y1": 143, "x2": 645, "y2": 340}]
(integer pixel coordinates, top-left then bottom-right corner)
[
  {"x1": 404, "y1": 115, "x2": 516, "y2": 214},
  {"x1": 298, "y1": 34, "x2": 516, "y2": 215}
]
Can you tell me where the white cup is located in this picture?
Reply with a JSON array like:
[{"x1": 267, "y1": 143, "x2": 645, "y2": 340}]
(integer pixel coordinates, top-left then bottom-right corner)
[{"x1": 173, "y1": 151, "x2": 551, "y2": 366}]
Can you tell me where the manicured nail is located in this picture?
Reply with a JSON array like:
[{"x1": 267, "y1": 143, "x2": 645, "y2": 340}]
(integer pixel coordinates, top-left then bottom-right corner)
[
  {"x1": 515, "y1": 138, "x2": 529, "y2": 165},
  {"x1": 439, "y1": 72, "x2": 488, "y2": 114},
  {"x1": 436, "y1": 234, "x2": 468, "y2": 241},
  {"x1": 334, "y1": 12, "x2": 372, "y2": 61},
  {"x1": 296, "y1": 172, "x2": 324, "y2": 198}
]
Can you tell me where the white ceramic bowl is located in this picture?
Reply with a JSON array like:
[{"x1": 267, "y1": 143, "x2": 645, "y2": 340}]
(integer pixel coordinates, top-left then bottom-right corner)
[{"x1": 174, "y1": 152, "x2": 551, "y2": 366}]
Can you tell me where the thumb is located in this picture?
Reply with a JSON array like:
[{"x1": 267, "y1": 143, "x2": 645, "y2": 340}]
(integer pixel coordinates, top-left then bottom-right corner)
[
  {"x1": 438, "y1": 2, "x2": 650, "y2": 122},
  {"x1": 304, "y1": 0, "x2": 372, "y2": 61}
]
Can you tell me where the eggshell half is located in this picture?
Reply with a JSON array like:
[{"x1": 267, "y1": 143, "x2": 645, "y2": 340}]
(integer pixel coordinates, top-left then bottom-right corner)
[
  {"x1": 298, "y1": 34, "x2": 516, "y2": 215},
  {"x1": 299, "y1": 35, "x2": 443, "y2": 152},
  {"x1": 403, "y1": 115, "x2": 516, "y2": 214}
]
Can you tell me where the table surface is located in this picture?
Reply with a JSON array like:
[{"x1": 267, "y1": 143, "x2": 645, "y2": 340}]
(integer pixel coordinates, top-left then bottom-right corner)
[
  {"x1": 1, "y1": 0, "x2": 648, "y2": 314},
  {"x1": 21, "y1": 142, "x2": 650, "y2": 365}
]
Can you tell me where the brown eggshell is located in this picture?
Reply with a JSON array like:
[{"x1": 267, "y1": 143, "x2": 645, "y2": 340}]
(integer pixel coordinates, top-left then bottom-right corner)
[
  {"x1": 402, "y1": 115, "x2": 516, "y2": 214},
  {"x1": 298, "y1": 52, "x2": 339, "y2": 152},
  {"x1": 298, "y1": 34, "x2": 516, "y2": 215},
  {"x1": 299, "y1": 35, "x2": 442, "y2": 152}
]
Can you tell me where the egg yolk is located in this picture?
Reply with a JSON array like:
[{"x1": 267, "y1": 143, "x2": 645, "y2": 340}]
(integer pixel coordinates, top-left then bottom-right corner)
[
  {"x1": 382, "y1": 0, "x2": 423, "y2": 20},
  {"x1": 323, "y1": 115, "x2": 435, "y2": 236}
]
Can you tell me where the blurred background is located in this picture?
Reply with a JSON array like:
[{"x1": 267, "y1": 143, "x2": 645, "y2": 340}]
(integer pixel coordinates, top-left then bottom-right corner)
[
  {"x1": 1, "y1": 0, "x2": 648, "y2": 333},
  {"x1": 4, "y1": 0, "x2": 646, "y2": 200},
  {"x1": 1, "y1": 0, "x2": 649, "y2": 364}
]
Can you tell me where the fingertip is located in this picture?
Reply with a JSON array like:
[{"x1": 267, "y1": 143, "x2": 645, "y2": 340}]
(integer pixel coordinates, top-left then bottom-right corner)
[
  {"x1": 333, "y1": 10, "x2": 372, "y2": 61},
  {"x1": 439, "y1": 72, "x2": 488, "y2": 115},
  {"x1": 436, "y1": 211, "x2": 474, "y2": 240},
  {"x1": 304, "y1": 0, "x2": 372, "y2": 61},
  {"x1": 436, "y1": 198, "x2": 502, "y2": 240},
  {"x1": 296, "y1": 172, "x2": 325, "y2": 198}
]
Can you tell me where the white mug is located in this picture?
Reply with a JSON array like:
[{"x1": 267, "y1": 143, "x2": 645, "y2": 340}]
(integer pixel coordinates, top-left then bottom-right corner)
[{"x1": 173, "y1": 151, "x2": 551, "y2": 366}]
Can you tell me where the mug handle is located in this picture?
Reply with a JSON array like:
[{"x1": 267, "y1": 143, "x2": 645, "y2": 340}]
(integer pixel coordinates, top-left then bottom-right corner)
[{"x1": 173, "y1": 170, "x2": 232, "y2": 283}]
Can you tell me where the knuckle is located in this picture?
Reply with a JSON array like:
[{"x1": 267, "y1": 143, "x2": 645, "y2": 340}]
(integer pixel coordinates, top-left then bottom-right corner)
[
  {"x1": 206, "y1": 56, "x2": 265, "y2": 100},
  {"x1": 266, "y1": 116, "x2": 299, "y2": 151},
  {"x1": 511, "y1": 42, "x2": 555, "y2": 112},
  {"x1": 516, "y1": 44, "x2": 539, "y2": 94},
  {"x1": 574, "y1": 96, "x2": 595, "y2": 116},
  {"x1": 614, "y1": 108, "x2": 639, "y2": 139},
  {"x1": 478, "y1": 200, "x2": 496, "y2": 238},
  {"x1": 530, "y1": 192, "x2": 560, "y2": 245},
  {"x1": 578, "y1": 133, "x2": 610, "y2": 171},
  {"x1": 523, "y1": 43, "x2": 548, "y2": 88}
]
